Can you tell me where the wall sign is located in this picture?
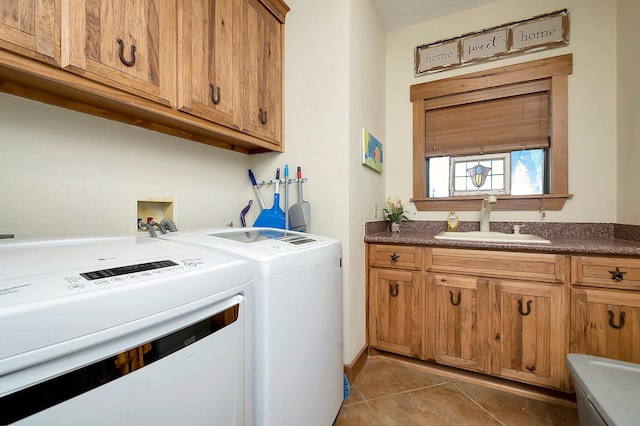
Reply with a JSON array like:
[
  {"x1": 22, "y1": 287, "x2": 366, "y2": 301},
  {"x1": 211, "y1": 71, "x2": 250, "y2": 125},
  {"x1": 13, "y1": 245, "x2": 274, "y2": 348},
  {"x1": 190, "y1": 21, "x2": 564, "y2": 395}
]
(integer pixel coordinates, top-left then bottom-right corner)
[{"x1": 415, "y1": 9, "x2": 569, "y2": 76}]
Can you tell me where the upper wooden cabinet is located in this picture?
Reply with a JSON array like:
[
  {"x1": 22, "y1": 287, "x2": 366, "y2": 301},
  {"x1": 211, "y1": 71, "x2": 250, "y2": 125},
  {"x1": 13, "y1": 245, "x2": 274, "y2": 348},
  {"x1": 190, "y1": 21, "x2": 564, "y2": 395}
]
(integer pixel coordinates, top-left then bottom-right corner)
[
  {"x1": 178, "y1": 0, "x2": 242, "y2": 130},
  {"x1": 0, "y1": 0, "x2": 289, "y2": 153},
  {"x1": 0, "y1": 1, "x2": 59, "y2": 65},
  {"x1": 242, "y1": 0, "x2": 283, "y2": 145},
  {"x1": 61, "y1": 0, "x2": 176, "y2": 106},
  {"x1": 177, "y1": 0, "x2": 285, "y2": 148}
]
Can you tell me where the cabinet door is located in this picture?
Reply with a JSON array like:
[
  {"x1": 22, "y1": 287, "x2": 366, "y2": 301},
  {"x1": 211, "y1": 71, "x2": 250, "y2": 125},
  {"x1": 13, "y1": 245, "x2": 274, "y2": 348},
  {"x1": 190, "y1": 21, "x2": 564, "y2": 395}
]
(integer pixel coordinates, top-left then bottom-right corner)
[
  {"x1": 369, "y1": 268, "x2": 424, "y2": 358},
  {"x1": 61, "y1": 0, "x2": 175, "y2": 106},
  {"x1": 571, "y1": 288, "x2": 640, "y2": 363},
  {"x1": 243, "y1": 0, "x2": 283, "y2": 146},
  {"x1": 491, "y1": 280, "x2": 567, "y2": 389},
  {"x1": 433, "y1": 274, "x2": 489, "y2": 373},
  {"x1": 0, "y1": 1, "x2": 58, "y2": 64},
  {"x1": 177, "y1": 0, "x2": 242, "y2": 130}
]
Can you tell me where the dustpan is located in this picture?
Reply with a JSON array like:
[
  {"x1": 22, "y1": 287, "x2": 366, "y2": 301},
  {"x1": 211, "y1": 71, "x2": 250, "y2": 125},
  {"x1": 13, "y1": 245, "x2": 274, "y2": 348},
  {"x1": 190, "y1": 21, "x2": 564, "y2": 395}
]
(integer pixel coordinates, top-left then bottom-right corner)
[
  {"x1": 288, "y1": 166, "x2": 310, "y2": 231},
  {"x1": 253, "y1": 168, "x2": 286, "y2": 229}
]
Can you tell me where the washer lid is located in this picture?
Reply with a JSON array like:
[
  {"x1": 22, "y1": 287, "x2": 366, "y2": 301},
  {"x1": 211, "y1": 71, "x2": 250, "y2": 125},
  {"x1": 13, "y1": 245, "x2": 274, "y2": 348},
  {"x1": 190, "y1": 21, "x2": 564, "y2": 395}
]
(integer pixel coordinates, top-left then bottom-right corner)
[
  {"x1": 566, "y1": 354, "x2": 640, "y2": 426},
  {"x1": 160, "y1": 228, "x2": 343, "y2": 276},
  {"x1": 212, "y1": 229, "x2": 317, "y2": 245}
]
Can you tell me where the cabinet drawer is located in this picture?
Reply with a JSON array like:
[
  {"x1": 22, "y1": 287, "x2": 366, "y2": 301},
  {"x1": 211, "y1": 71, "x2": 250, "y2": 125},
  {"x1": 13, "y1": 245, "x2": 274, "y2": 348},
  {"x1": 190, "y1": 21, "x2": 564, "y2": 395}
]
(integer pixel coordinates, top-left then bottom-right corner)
[
  {"x1": 571, "y1": 256, "x2": 640, "y2": 291},
  {"x1": 428, "y1": 248, "x2": 567, "y2": 284},
  {"x1": 369, "y1": 245, "x2": 423, "y2": 270}
]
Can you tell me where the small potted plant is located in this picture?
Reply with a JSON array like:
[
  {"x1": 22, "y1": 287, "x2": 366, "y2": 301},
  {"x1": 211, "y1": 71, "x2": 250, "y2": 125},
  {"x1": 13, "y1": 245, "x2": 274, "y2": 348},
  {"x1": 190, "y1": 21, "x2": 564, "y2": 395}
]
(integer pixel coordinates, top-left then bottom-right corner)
[{"x1": 382, "y1": 197, "x2": 409, "y2": 233}]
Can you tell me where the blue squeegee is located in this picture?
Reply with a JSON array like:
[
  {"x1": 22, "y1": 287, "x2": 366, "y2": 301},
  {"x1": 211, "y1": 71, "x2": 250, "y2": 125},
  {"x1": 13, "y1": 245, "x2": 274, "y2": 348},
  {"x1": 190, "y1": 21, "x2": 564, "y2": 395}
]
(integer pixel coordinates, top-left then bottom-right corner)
[{"x1": 253, "y1": 168, "x2": 286, "y2": 229}]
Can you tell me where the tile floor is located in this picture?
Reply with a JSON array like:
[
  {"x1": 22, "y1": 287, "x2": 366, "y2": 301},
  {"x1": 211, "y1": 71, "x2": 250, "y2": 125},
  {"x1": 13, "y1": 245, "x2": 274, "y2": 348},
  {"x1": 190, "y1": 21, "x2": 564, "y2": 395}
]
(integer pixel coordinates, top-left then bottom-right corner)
[{"x1": 334, "y1": 357, "x2": 579, "y2": 425}]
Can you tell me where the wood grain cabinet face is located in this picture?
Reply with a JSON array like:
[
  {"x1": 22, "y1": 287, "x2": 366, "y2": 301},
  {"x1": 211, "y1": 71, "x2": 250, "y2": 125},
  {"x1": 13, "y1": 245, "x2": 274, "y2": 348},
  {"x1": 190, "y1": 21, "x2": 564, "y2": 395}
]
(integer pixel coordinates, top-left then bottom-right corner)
[
  {"x1": 572, "y1": 256, "x2": 640, "y2": 291},
  {"x1": 178, "y1": 0, "x2": 242, "y2": 131},
  {"x1": 369, "y1": 245, "x2": 423, "y2": 270},
  {"x1": 571, "y1": 288, "x2": 640, "y2": 363},
  {"x1": 428, "y1": 248, "x2": 570, "y2": 391},
  {"x1": 177, "y1": 0, "x2": 284, "y2": 147},
  {"x1": 369, "y1": 268, "x2": 424, "y2": 359},
  {"x1": 61, "y1": 0, "x2": 176, "y2": 106},
  {"x1": 432, "y1": 274, "x2": 489, "y2": 374},
  {"x1": 0, "y1": 1, "x2": 59, "y2": 64},
  {"x1": 491, "y1": 280, "x2": 567, "y2": 389},
  {"x1": 242, "y1": 0, "x2": 283, "y2": 146},
  {"x1": 571, "y1": 256, "x2": 640, "y2": 364}
]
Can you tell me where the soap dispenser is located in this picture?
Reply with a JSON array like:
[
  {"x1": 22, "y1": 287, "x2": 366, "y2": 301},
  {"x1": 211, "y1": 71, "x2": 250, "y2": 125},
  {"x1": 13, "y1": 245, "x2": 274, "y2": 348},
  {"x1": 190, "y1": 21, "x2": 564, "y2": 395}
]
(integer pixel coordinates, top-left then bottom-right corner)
[{"x1": 446, "y1": 209, "x2": 459, "y2": 232}]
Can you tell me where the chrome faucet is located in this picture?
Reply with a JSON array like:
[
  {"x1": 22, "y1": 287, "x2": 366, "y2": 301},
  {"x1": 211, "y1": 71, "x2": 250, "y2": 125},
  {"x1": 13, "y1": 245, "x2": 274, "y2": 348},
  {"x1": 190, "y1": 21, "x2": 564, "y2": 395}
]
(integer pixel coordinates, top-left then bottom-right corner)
[{"x1": 479, "y1": 195, "x2": 497, "y2": 232}]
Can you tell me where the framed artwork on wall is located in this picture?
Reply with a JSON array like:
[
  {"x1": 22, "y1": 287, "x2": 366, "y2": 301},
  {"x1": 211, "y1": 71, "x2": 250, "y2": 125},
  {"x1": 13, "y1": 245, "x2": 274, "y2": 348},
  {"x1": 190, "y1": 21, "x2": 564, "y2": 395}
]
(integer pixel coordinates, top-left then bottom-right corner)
[{"x1": 362, "y1": 128, "x2": 383, "y2": 173}]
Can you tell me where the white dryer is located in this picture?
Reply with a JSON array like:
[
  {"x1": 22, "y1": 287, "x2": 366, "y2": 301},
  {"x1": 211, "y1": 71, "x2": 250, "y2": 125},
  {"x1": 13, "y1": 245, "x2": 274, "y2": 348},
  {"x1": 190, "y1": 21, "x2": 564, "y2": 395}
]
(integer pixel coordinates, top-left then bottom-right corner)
[
  {"x1": 160, "y1": 228, "x2": 343, "y2": 426},
  {"x1": 0, "y1": 236, "x2": 253, "y2": 425}
]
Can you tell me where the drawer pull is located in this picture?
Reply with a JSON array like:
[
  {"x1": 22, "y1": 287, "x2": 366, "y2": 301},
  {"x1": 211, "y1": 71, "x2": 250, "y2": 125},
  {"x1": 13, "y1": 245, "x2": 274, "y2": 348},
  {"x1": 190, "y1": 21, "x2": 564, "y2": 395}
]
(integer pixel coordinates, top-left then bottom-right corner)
[
  {"x1": 518, "y1": 299, "x2": 532, "y2": 316},
  {"x1": 449, "y1": 290, "x2": 461, "y2": 306},
  {"x1": 608, "y1": 310, "x2": 626, "y2": 329},
  {"x1": 259, "y1": 108, "x2": 268, "y2": 125},
  {"x1": 389, "y1": 253, "x2": 399, "y2": 263},
  {"x1": 116, "y1": 38, "x2": 136, "y2": 67},
  {"x1": 389, "y1": 282, "x2": 399, "y2": 297},
  {"x1": 608, "y1": 267, "x2": 627, "y2": 282},
  {"x1": 209, "y1": 84, "x2": 221, "y2": 105}
]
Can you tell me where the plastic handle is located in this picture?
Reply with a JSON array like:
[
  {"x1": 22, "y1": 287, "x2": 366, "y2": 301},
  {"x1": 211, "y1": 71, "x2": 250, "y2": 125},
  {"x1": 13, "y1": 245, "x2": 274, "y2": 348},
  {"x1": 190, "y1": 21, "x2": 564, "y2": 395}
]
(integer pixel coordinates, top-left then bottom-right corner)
[{"x1": 248, "y1": 169, "x2": 258, "y2": 186}]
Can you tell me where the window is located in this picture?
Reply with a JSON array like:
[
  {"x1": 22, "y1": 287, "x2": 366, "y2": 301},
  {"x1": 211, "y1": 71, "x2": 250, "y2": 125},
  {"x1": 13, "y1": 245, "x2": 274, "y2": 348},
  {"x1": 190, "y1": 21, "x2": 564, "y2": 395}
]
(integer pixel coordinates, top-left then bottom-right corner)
[
  {"x1": 410, "y1": 54, "x2": 573, "y2": 211},
  {"x1": 429, "y1": 149, "x2": 547, "y2": 197}
]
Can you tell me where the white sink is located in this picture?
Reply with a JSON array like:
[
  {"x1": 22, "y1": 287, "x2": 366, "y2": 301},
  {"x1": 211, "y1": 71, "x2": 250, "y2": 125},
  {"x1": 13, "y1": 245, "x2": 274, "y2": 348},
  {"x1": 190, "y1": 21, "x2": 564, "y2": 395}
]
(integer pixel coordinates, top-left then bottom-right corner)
[{"x1": 434, "y1": 231, "x2": 551, "y2": 244}]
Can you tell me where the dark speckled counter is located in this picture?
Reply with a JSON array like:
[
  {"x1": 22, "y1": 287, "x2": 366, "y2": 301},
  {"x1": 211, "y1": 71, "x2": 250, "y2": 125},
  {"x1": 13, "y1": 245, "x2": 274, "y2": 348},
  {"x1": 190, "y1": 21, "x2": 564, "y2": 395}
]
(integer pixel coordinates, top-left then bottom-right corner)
[{"x1": 364, "y1": 221, "x2": 640, "y2": 257}]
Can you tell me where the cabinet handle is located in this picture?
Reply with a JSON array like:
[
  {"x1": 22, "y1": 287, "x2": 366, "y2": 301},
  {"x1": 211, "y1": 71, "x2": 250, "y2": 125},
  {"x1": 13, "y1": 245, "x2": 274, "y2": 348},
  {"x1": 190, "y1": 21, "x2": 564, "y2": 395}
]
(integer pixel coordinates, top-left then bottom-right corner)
[
  {"x1": 526, "y1": 365, "x2": 536, "y2": 372},
  {"x1": 608, "y1": 267, "x2": 626, "y2": 282},
  {"x1": 389, "y1": 282, "x2": 399, "y2": 297},
  {"x1": 449, "y1": 290, "x2": 461, "y2": 306},
  {"x1": 389, "y1": 253, "x2": 399, "y2": 263},
  {"x1": 209, "y1": 84, "x2": 221, "y2": 105},
  {"x1": 259, "y1": 108, "x2": 268, "y2": 125},
  {"x1": 517, "y1": 299, "x2": 532, "y2": 316},
  {"x1": 608, "y1": 310, "x2": 626, "y2": 329},
  {"x1": 116, "y1": 38, "x2": 136, "y2": 67}
]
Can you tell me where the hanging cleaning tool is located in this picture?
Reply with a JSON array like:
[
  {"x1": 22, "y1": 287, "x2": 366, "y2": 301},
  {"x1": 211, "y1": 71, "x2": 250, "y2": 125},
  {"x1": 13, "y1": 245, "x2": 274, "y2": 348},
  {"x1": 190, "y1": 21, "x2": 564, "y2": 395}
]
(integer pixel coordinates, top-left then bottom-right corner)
[
  {"x1": 248, "y1": 169, "x2": 267, "y2": 210},
  {"x1": 288, "y1": 166, "x2": 311, "y2": 231},
  {"x1": 253, "y1": 168, "x2": 286, "y2": 229},
  {"x1": 240, "y1": 200, "x2": 253, "y2": 227},
  {"x1": 284, "y1": 165, "x2": 289, "y2": 230}
]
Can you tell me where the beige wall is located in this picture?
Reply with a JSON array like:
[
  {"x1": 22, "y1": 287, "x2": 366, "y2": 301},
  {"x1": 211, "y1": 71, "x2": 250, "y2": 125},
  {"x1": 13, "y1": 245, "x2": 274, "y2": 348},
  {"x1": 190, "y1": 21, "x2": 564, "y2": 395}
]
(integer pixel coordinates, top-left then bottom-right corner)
[
  {"x1": 386, "y1": 0, "x2": 619, "y2": 224},
  {"x1": 0, "y1": 93, "x2": 251, "y2": 237},
  {"x1": 617, "y1": 0, "x2": 640, "y2": 225},
  {"x1": 348, "y1": 0, "x2": 387, "y2": 364}
]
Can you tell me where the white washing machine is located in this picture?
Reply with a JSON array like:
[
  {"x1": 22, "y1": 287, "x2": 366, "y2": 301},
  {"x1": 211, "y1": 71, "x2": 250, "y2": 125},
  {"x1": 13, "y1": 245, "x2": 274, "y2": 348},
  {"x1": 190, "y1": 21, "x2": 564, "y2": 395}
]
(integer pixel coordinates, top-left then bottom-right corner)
[
  {"x1": 160, "y1": 227, "x2": 343, "y2": 426},
  {"x1": 0, "y1": 236, "x2": 253, "y2": 425}
]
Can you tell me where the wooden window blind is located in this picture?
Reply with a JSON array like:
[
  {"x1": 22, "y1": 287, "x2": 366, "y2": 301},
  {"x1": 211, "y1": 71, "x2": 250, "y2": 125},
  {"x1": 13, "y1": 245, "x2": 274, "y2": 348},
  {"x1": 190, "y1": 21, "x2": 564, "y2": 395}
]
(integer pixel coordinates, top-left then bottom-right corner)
[{"x1": 424, "y1": 80, "x2": 550, "y2": 158}]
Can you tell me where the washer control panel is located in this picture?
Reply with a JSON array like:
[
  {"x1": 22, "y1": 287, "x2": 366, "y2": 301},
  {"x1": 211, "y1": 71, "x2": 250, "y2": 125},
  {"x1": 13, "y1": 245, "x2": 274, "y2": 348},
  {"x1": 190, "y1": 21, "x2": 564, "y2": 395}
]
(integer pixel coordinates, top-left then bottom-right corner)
[{"x1": 0, "y1": 256, "x2": 210, "y2": 306}]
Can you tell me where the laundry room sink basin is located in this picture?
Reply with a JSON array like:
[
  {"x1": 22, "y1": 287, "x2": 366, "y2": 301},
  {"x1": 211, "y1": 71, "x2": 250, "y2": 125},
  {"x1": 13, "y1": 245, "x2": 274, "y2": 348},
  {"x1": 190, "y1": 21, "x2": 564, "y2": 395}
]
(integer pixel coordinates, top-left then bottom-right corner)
[{"x1": 434, "y1": 231, "x2": 551, "y2": 244}]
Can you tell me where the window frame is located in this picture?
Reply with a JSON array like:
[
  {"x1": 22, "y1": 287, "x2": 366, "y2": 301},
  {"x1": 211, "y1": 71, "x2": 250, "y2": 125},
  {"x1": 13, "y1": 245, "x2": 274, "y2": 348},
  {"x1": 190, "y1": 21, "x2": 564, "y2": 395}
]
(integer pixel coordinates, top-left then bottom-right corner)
[{"x1": 411, "y1": 54, "x2": 573, "y2": 211}]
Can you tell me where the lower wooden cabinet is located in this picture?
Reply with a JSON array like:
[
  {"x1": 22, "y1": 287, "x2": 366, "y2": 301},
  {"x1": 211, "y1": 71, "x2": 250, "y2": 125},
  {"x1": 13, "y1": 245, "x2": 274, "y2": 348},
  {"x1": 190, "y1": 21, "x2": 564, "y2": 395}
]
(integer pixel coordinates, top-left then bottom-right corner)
[
  {"x1": 368, "y1": 244, "x2": 640, "y2": 392},
  {"x1": 431, "y1": 274, "x2": 489, "y2": 373},
  {"x1": 571, "y1": 287, "x2": 640, "y2": 363},
  {"x1": 570, "y1": 255, "x2": 640, "y2": 363},
  {"x1": 368, "y1": 268, "x2": 424, "y2": 359},
  {"x1": 490, "y1": 279, "x2": 567, "y2": 389}
]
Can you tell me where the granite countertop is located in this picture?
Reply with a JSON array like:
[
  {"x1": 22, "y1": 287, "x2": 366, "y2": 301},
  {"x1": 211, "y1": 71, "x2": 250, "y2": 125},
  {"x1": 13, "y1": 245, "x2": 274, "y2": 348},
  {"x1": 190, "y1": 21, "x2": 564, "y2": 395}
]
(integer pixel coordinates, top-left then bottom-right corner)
[{"x1": 364, "y1": 221, "x2": 640, "y2": 257}]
